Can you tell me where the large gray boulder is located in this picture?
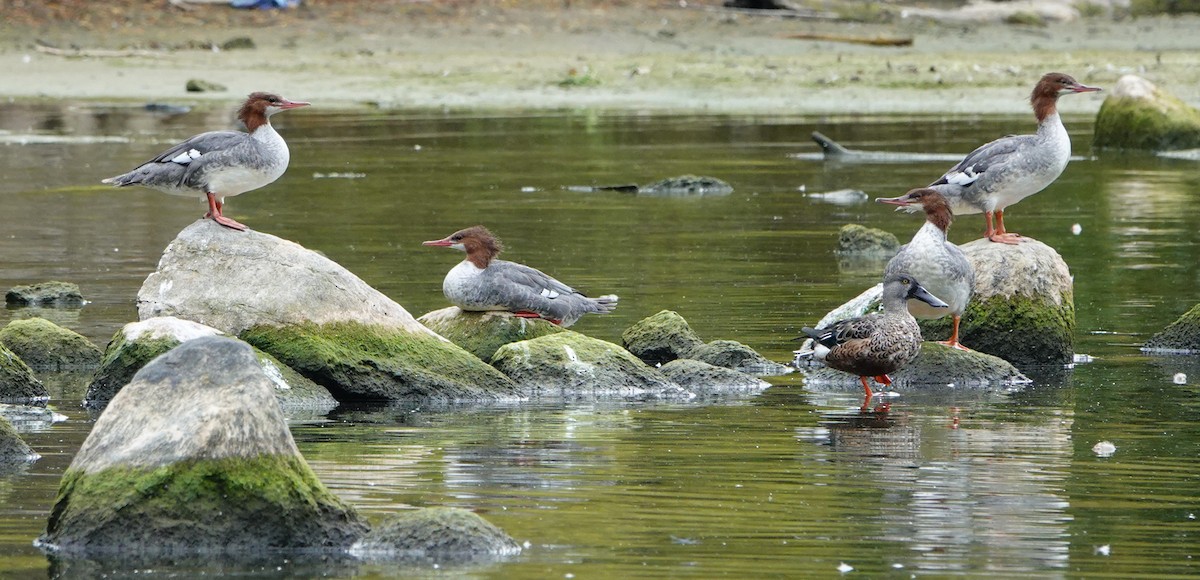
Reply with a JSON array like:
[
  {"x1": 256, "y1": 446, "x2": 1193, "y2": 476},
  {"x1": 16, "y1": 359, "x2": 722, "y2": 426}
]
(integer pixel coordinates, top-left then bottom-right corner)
[
  {"x1": 0, "y1": 342, "x2": 48, "y2": 403},
  {"x1": 136, "y1": 221, "x2": 519, "y2": 403},
  {"x1": 0, "y1": 318, "x2": 101, "y2": 371},
  {"x1": 1094, "y1": 75, "x2": 1200, "y2": 151},
  {"x1": 350, "y1": 507, "x2": 520, "y2": 562},
  {"x1": 85, "y1": 317, "x2": 337, "y2": 412},
  {"x1": 491, "y1": 332, "x2": 686, "y2": 399},
  {"x1": 621, "y1": 310, "x2": 705, "y2": 366},
  {"x1": 1143, "y1": 302, "x2": 1200, "y2": 354},
  {"x1": 417, "y1": 307, "x2": 565, "y2": 363},
  {"x1": 38, "y1": 336, "x2": 369, "y2": 556}
]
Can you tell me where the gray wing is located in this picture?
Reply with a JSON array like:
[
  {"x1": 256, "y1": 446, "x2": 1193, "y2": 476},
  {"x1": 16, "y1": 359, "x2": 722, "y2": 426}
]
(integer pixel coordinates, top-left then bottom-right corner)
[
  {"x1": 930, "y1": 134, "x2": 1034, "y2": 187},
  {"x1": 491, "y1": 260, "x2": 581, "y2": 301},
  {"x1": 145, "y1": 130, "x2": 247, "y2": 165},
  {"x1": 105, "y1": 130, "x2": 248, "y2": 189}
]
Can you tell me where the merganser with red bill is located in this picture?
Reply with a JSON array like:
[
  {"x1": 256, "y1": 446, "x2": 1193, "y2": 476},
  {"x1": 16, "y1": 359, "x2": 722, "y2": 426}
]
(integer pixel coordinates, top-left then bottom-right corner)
[
  {"x1": 423, "y1": 226, "x2": 618, "y2": 327},
  {"x1": 102, "y1": 92, "x2": 310, "y2": 231},
  {"x1": 878, "y1": 188, "x2": 975, "y2": 351},
  {"x1": 802, "y1": 274, "x2": 948, "y2": 405},
  {"x1": 889, "y1": 72, "x2": 1100, "y2": 244}
]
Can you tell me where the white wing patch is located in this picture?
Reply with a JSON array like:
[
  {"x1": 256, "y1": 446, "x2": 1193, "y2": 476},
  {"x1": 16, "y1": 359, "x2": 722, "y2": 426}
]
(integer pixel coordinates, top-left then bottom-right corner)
[
  {"x1": 170, "y1": 148, "x2": 202, "y2": 165},
  {"x1": 946, "y1": 166, "x2": 981, "y2": 186},
  {"x1": 540, "y1": 288, "x2": 561, "y2": 299}
]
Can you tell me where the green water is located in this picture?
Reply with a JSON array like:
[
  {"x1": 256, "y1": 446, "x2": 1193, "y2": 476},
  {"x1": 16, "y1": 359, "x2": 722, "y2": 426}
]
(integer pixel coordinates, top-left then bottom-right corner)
[{"x1": 1, "y1": 103, "x2": 1199, "y2": 577}]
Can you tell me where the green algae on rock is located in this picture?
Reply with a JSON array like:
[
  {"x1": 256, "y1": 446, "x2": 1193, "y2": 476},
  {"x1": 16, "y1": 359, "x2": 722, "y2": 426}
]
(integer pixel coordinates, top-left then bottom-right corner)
[
  {"x1": 0, "y1": 415, "x2": 37, "y2": 465},
  {"x1": 802, "y1": 341, "x2": 1027, "y2": 389},
  {"x1": 491, "y1": 331, "x2": 683, "y2": 398},
  {"x1": 241, "y1": 321, "x2": 521, "y2": 403},
  {"x1": 689, "y1": 339, "x2": 792, "y2": 376},
  {"x1": 0, "y1": 317, "x2": 101, "y2": 371},
  {"x1": 351, "y1": 507, "x2": 521, "y2": 561},
  {"x1": 1094, "y1": 75, "x2": 1200, "y2": 151},
  {"x1": 658, "y1": 359, "x2": 770, "y2": 393},
  {"x1": 5, "y1": 281, "x2": 84, "y2": 307},
  {"x1": 39, "y1": 336, "x2": 367, "y2": 556},
  {"x1": 1143, "y1": 302, "x2": 1200, "y2": 353},
  {"x1": 621, "y1": 310, "x2": 705, "y2": 366},
  {"x1": 417, "y1": 307, "x2": 565, "y2": 363},
  {"x1": 0, "y1": 342, "x2": 47, "y2": 403},
  {"x1": 835, "y1": 224, "x2": 900, "y2": 258}
]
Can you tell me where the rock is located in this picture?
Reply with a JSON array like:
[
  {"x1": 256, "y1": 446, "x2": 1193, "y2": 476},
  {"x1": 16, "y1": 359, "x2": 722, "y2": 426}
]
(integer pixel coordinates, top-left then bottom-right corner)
[
  {"x1": 185, "y1": 78, "x2": 226, "y2": 92},
  {"x1": 0, "y1": 318, "x2": 101, "y2": 371},
  {"x1": 922, "y1": 237, "x2": 1075, "y2": 368},
  {"x1": 1094, "y1": 75, "x2": 1200, "y2": 151},
  {"x1": 0, "y1": 342, "x2": 48, "y2": 403},
  {"x1": 621, "y1": 310, "x2": 705, "y2": 366},
  {"x1": 658, "y1": 359, "x2": 771, "y2": 393},
  {"x1": 835, "y1": 224, "x2": 900, "y2": 258},
  {"x1": 5, "y1": 281, "x2": 84, "y2": 307},
  {"x1": 37, "y1": 336, "x2": 368, "y2": 556},
  {"x1": 417, "y1": 307, "x2": 565, "y2": 362},
  {"x1": 898, "y1": 1, "x2": 1079, "y2": 24},
  {"x1": 689, "y1": 339, "x2": 792, "y2": 376},
  {"x1": 138, "y1": 221, "x2": 519, "y2": 403},
  {"x1": 0, "y1": 415, "x2": 37, "y2": 465},
  {"x1": 491, "y1": 332, "x2": 685, "y2": 399},
  {"x1": 86, "y1": 317, "x2": 337, "y2": 411},
  {"x1": 638, "y1": 175, "x2": 733, "y2": 197},
  {"x1": 350, "y1": 507, "x2": 520, "y2": 562},
  {"x1": 0, "y1": 403, "x2": 66, "y2": 431},
  {"x1": 1143, "y1": 302, "x2": 1200, "y2": 353},
  {"x1": 220, "y1": 36, "x2": 256, "y2": 50},
  {"x1": 802, "y1": 342, "x2": 1028, "y2": 389}
]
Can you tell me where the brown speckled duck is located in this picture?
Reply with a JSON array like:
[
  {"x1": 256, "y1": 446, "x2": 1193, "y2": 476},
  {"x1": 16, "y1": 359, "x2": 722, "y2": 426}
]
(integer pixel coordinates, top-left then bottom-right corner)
[{"x1": 802, "y1": 274, "x2": 947, "y2": 400}]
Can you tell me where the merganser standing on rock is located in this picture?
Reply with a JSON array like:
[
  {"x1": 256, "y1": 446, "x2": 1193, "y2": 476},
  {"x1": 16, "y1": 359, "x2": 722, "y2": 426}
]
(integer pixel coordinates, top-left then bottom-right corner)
[
  {"x1": 423, "y1": 226, "x2": 618, "y2": 327},
  {"x1": 898, "y1": 72, "x2": 1100, "y2": 244},
  {"x1": 878, "y1": 188, "x2": 975, "y2": 350},
  {"x1": 102, "y1": 92, "x2": 310, "y2": 231}
]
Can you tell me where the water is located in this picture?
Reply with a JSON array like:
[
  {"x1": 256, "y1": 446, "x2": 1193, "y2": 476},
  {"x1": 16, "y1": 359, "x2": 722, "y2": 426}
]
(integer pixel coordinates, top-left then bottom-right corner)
[{"x1": 2, "y1": 102, "x2": 1199, "y2": 578}]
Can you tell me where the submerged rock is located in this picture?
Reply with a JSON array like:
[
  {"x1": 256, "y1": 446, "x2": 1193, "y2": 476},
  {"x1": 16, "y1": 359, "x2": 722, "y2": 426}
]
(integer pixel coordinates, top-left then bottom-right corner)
[
  {"x1": 417, "y1": 307, "x2": 565, "y2": 362},
  {"x1": 138, "y1": 221, "x2": 518, "y2": 403},
  {"x1": 621, "y1": 310, "x2": 705, "y2": 366},
  {"x1": 1143, "y1": 302, "x2": 1200, "y2": 354},
  {"x1": 491, "y1": 332, "x2": 684, "y2": 399},
  {"x1": 0, "y1": 342, "x2": 47, "y2": 403},
  {"x1": 38, "y1": 336, "x2": 368, "y2": 556},
  {"x1": 658, "y1": 359, "x2": 770, "y2": 393},
  {"x1": 351, "y1": 507, "x2": 520, "y2": 562},
  {"x1": 0, "y1": 415, "x2": 37, "y2": 465},
  {"x1": 639, "y1": 175, "x2": 733, "y2": 197},
  {"x1": 1094, "y1": 75, "x2": 1200, "y2": 151},
  {"x1": 0, "y1": 318, "x2": 101, "y2": 371},
  {"x1": 5, "y1": 281, "x2": 84, "y2": 307},
  {"x1": 802, "y1": 342, "x2": 1028, "y2": 389},
  {"x1": 835, "y1": 224, "x2": 900, "y2": 258},
  {"x1": 86, "y1": 317, "x2": 337, "y2": 411}
]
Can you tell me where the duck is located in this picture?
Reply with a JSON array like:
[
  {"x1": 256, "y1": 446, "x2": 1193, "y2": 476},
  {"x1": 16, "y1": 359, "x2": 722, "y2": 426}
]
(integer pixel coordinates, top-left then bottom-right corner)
[
  {"x1": 102, "y1": 92, "x2": 310, "y2": 231},
  {"x1": 802, "y1": 274, "x2": 947, "y2": 400},
  {"x1": 893, "y1": 72, "x2": 1100, "y2": 244},
  {"x1": 423, "y1": 225, "x2": 618, "y2": 327},
  {"x1": 877, "y1": 187, "x2": 975, "y2": 350}
]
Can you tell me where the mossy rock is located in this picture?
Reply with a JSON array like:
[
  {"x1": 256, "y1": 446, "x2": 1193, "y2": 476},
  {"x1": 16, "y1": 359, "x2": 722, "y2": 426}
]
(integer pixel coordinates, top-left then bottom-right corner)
[
  {"x1": 351, "y1": 507, "x2": 520, "y2": 561},
  {"x1": 491, "y1": 331, "x2": 684, "y2": 398},
  {"x1": 241, "y1": 321, "x2": 520, "y2": 403},
  {"x1": 0, "y1": 415, "x2": 36, "y2": 464},
  {"x1": 0, "y1": 342, "x2": 48, "y2": 403},
  {"x1": 5, "y1": 281, "x2": 84, "y2": 307},
  {"x1": 689, "y1": 340, "x2": 792, "y2": 376},
  {"x1": 1143, "y1": 302, "x2": 1200, "y2": 353},
  {"x1": 0, "y1": 318, "x2": 101, "y2": 371},
  {"x1": 835, "y1": 224, "x2": 899, "y2": 258},
  {"x1": 621, "y1": 310, "x2": 705, "y2": 366},
  {"x1": 802, "y1": 342, "x2": 1028, "y2": 389},
  {"x1": 86, "y1": 318, "x2": 337, "y2": 411},
  {"x1": 639, "y1": 175, "x2": 733, "y2": 197},
  {"x1": 417, "y1": 307, "x2": 565, "y2": 363},
  {"x1": 1094, "y1": 75, "x2": 1200, "y2": 151},
  {"x1": 658, "y1": 359, "x2": 770, "y2": 393}
]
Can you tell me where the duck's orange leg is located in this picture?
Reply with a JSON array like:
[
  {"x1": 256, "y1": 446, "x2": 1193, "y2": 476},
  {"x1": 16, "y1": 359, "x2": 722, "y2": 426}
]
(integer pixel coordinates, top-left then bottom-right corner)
[
  {"x1": 205, "y1": 192, "x2": 247, "y2": 231},
  {"x1": 986, "y1": 209, "x2": 1021, "y2": 244},
  {"x1": 937, "y1": 315, "x2": 973, "y2": 351}
]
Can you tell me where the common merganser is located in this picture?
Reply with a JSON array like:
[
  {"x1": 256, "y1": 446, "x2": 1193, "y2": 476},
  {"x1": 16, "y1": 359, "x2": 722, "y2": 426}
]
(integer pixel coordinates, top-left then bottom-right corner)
[
  {"x1": 423, "y1": 225, "x2": 618, "y2": 327},
  {"x1": 899, "y1": 72, "x2": 1100, "y2": 244},
  {"x1": 802, "y1": 274, "x2": 947, "y2": 400},
  {"x1": 878, "y1": 188, "x2": 975, "y2": 350},
  {"x1": 102, "y1": 92, "x2": 310, "y2": 231}
]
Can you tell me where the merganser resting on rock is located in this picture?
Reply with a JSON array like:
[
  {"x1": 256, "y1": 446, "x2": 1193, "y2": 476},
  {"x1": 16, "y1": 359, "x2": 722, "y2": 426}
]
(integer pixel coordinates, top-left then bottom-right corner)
[
  {"x1": 895, "y1": 72, "x2": 1100, "y2": 244},
  {"x1": 878, "y1": 188, "x2": 975, "y2": 351},
  {"x1": 423, "y1": 225, "x2": 618, "y2": 327},
  {"x1": 102, "y1": 92, "x2": 310, "y2": 231},
  {"x1": 802, "y1": 274, "x2": 947, "y2": 401}
]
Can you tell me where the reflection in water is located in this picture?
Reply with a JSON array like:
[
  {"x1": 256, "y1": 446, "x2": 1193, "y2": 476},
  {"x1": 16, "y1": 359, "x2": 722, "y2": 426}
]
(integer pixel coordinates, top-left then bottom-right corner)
[{"x1": 0, "y1": 105, "x2": 1198, "y2": 577}]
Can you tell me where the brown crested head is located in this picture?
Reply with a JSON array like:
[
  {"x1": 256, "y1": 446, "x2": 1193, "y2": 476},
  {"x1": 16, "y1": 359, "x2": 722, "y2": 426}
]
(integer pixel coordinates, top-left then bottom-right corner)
[
  {"x1": 425, "y1": 225, "x2": 504, "y2": 268},
  {"x1": 237, "y1": 92, "x2": 309, "y2": 132},
  {"x1": 1030, "y1": 72, "x2": 1100, "y2": 122},
  {"x1": 904, "y1": 188, "x2": 954, "y2": 232}
]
